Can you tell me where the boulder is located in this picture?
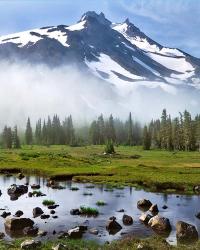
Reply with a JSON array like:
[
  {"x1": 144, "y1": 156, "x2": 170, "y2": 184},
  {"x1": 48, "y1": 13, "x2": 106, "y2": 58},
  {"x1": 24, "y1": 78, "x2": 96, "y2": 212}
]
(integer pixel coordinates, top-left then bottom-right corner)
[
  {"x1": 67, "y1": 227, "x2": 84, "y2": 239},
  {"x1": 1, "y1": 211, "x2": 11, "y2": 218},
  {"x1": 176, "y1": 221, "x2": 198, "y2": 243},
  {"x1": 139, "y1": 214, "x2": 153, "y2": 224},
  {"x1": 7, "y1": 184, "x2": 28, "y2": 197},
  {"x1": 106, "y1": 217, "x2": 122, "y2": 234},
  {"x1": 31, "y1": 184, "x2": 40, "y2": 189},
  {"x1": 37, "y1": 230, "x2": 47, "y2": 237},
  {"x1": 50, "y1": 210, "x2": 55, "y2": 214},
  {"x1": 148, "y1": 215, "x2": 171, "y2": 233},
  {"x1": 89, "y1": 228, "x2": 99, "y2": 235},
  {"x1": 17, "y1": 173, "x2": 25, "y2": 179},
  {"x1": 21, "y1": 240, "x2": 41, "y2": 249},
  {"x1": 33, "y1": 207, "x2": 44, "y2": 218},
  {"x1": 149, "y1": 204, "x2": 159, "y2": 214},
  {"x1": 0, "y1": 232, "x2": 5, "y2": 239},
  {"x1": 5, "y1": 217, "x2": 34, "y2": 231},
  {"x1": 40, "y1": 214, "x2": 50, "y2": 219},
  {"x1": 162, "y1": 205, "x2": 168, "y2": 210},
  {"x1": 15, "y1": 210, "x2": 23, "y2": 217},
  {"x1": 122, "y1": 214, "x2": 133, "y2": 225},
  {"x1": 23, "y1": 226, "x2": 39, "y2": 236},
  {"x1": 137, "y1": 199, "x2": 152, "y2": 211},
  {"x1": 48, "y1": 205, "x2": 59, "y2": 209},
  {"x1": 52, "y1": 243, "x2": 67, "y2": 250}
]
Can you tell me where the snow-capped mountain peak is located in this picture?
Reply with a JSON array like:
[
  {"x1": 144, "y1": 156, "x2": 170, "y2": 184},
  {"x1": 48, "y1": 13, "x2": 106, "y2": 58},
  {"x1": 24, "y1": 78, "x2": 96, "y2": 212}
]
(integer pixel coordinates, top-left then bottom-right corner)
[{"x1": 0, "y1": 11, "x2": 199, "y2": 92}]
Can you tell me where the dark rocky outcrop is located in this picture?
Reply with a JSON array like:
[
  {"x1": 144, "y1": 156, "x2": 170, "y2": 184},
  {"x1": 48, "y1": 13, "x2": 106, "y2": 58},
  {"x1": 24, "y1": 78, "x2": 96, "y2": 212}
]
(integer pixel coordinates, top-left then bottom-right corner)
[
  {"x1": 176, "y1": 221, "x2": 198, "y2": 243},
  {"x1": 21, "y1": 239, "x2": 41, "y2": 249},
  {"x1": 122, "y1": 214, "x2": 133, "y2": 225},
  {"x1": 15, "y1": 210, "x2": 23, "y2": 217},
  {"x1": 106, "y1": 216, "x2": 122, "y2": 234},
  {"x1": 148, "y1": 215, "x2": 171, "y2": 235},
  {"x1": 139, "y1": 214, "x2": 153, "y2": 224},
  {"x1": 33, "y1": 207, "x2": 44, "y2": 218},
  {"x1": 5, "y1": 217, "x2": 34, "y2": 231},
  {"x1": 137, "y1": 199, "x2": 152, "y2": 211}
]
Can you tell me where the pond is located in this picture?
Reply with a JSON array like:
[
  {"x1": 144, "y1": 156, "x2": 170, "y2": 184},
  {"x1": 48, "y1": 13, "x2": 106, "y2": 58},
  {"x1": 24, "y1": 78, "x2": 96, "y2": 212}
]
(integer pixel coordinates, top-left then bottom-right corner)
[{"x1": 0, "y1": 174, "x2": 200, "y2": 244}]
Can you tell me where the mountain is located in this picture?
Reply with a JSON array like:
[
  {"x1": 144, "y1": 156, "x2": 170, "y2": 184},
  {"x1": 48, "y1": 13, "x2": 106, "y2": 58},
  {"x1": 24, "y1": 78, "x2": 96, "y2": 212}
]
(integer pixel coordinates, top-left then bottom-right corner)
[{"x1": 0, "y1": 11, "x2": 200, "y2": 94}]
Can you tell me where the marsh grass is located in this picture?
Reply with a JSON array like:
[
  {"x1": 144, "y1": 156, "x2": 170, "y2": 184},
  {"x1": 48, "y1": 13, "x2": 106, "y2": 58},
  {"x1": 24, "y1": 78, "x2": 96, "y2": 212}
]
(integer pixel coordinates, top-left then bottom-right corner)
[
  {"x1": 80, "y1": 206, "x2": 99, "y2": 216},
  {"x1": 96, "y1": 200, "x2": 107, "y2": 206},
  {"x1": 42, "y1": 199, "x2": 55, "y2": 206}
]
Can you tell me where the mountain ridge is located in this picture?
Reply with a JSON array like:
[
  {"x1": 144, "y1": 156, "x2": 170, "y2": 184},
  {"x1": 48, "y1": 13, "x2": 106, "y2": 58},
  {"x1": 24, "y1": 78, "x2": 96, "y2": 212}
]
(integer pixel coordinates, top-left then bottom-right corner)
[{"x1": 0, "y1": 11, "x2": 200, "y2": 93}]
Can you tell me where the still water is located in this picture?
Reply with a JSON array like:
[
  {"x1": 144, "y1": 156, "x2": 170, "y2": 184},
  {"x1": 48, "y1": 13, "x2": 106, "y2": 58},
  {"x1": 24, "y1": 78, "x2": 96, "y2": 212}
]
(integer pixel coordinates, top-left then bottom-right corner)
[{"x1": 0, "y1": 175, "x2": 200, "y2": 244}]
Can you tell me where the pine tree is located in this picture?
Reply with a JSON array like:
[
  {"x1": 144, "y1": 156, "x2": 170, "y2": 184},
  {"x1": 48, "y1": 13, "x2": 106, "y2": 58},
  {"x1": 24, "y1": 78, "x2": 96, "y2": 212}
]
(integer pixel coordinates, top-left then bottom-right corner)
[
  {"x1": 97, "y1": 114, "x2": 105, "y2": 144},
  {"x1": 160, "y1": 109, "x2": 168, "y2": 149},
  {"x1": 143, "y1": 125, "x2": 151, "y2": 150},
  {"x1": 89, "y1": 121, "x2": 100, "y2": 145},
  {"x1": 127, "y1": 112, "x2": 134, "y2": 146},
  {"x1": 13, "y1": 126, "x2": 20, "y2": 149},
  {"x1": 35, "y1": 119, "x2": 42, "y2": 144},
  {"x1": 2, "y1": 126, "x2": 12, "y2": 149},
  {"x1": 106, "y1": 114, "x2": 116, "y2": 142},
  {"x1": 25, "y1": 117, "x2": 33, "y2": 145}
]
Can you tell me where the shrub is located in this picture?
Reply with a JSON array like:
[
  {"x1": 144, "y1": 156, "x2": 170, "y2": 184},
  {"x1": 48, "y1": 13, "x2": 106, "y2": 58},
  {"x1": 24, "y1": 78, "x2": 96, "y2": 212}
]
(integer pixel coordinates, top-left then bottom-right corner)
[
  {"x1": 42, "y1": 199, "x2": 55, "y2": 206},
  {"x1": 96, "y1": 200, "x2": 107, "y2": 206},
  {"x1": 80, "y1": 206, "x2": 99, "y2": 216},
  {"x1": 104, "y1": 140, "x2": 115, "y2": 154},
  {"x1": 70, "y1": 187, "x2": 79, "y2": 191}
]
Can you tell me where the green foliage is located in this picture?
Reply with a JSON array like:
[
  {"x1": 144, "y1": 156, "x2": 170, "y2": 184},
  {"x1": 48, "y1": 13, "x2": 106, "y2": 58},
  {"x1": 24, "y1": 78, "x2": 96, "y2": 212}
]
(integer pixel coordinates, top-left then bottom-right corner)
[
  {"x1": 42, "y1": 199, "x2": 55, "y2": 206},
  {"x1": 80, "y1": 206, "x2": 99, "y2": 216},
  {"x1": 104, "y1": 140, "x2": 115, "y2": 154},
  {"x1": 96, "y1": 200, "x2": 107, "y2": 206}
]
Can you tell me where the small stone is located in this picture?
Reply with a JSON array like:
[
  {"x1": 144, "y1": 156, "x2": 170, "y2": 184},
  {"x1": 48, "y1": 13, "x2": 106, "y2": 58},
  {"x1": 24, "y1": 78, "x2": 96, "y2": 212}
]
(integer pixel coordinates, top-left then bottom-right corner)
[
  {"x1": 89, "y1": 228, "x2": 99, "y2": 235},
  {"x1": 122, "y1": 214, "x2": 133, "y2": 225},
  {"x1": 21, "y1": 240, "x2": 41, "y2": 249},
  {"x1": 40, "y1": 214, "x2": 50, "y2": 219},
  {"x1": 15, "y1": 210, "x2": 23, "y2": 217},
  {"x1": 52, "y1": 243, "x2": 67, "y2": 250}
]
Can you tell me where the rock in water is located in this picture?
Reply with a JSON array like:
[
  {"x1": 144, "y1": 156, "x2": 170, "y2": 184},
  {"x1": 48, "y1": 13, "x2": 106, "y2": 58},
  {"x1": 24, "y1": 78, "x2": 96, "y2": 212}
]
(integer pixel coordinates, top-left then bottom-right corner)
[
  {"x1": 122, "y1": 214, "x2": 133, "y2": 225},
  {"x1": 176, "y1": 221, "x2": 198, "y2": 243},
  {"x1": 5, "y1": 217, "x2": 34, "y2": 231},
  {"x1": 33, "y1": 207, "x2": 44, "y2": 218},
  {"x1": 67, "y1": 227, "x2": 84, "y2": 239},
  {"x1": 137, "y1": 199, "x2": 152, "y2": 211},
  {"x1": 149, "y1": 204, "x2": 159, "y2": 214},
  {"x1": 148, "y1": 215, "x2": 171, "y2": 233},
  {"x1": 139, "y1": 214, "x2": 153, "y2": 224},
  {"x1": 21, "y1": 240, "x2": 41, "y2": 249},
  {"x1": 106, "y1": 217, "x2": 122, "y2": 234},
  {"x1": 52, "y1": 243, "x2": 67, "y2": 250},
  {"x1": 15, "y1": 210, "x2": 23, "y2": 217}
]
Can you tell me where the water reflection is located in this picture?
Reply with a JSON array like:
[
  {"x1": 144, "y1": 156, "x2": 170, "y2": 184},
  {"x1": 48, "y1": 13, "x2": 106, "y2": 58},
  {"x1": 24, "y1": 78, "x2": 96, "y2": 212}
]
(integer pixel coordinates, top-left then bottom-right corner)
[{"x1": 0, "y1": 175, "x2": 199, "y2": 244}]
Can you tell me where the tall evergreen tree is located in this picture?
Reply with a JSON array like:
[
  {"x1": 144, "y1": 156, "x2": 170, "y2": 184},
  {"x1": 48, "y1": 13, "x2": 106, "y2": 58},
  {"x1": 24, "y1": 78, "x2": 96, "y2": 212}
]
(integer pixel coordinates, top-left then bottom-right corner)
[
  {"x1": 13, "y1": 126, "x2": 20, "y2": 149},
  {"x1": 2, "y1": 126, "x2": 12, "y2": 149},
  {"x1": 25, "y1": 117, "x2": 33, "y2": 145},
  {"x1": 143, "y1": 125, "x2": 151, "y2": 150},
  {"x1": 127, "y1": 112, "x2": 134, "y2": 146}
]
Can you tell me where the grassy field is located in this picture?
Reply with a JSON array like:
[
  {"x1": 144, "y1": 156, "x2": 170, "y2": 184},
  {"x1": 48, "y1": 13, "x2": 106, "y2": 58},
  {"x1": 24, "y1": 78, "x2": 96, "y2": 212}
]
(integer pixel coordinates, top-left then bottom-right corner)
[
  {"x1": 0, "y1": 145, "x2": 200, "y2": 193},
  {"x1": 0, "y1": 236, "x2": 199, "y2": 250}
]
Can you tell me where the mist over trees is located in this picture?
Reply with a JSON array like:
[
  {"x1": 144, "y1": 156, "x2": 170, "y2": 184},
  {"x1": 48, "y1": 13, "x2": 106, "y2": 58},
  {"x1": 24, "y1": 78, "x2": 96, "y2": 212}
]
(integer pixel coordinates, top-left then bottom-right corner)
[{"x1": 1, "y1": 109, "x2": 200, "y2": 152}]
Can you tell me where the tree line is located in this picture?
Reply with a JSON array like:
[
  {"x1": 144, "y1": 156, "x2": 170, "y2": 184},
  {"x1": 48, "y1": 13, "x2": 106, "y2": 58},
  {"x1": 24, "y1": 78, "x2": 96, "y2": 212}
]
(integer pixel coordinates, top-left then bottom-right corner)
[{"x1": 1, "y1": 109, "x2": 200, "y2": 152}]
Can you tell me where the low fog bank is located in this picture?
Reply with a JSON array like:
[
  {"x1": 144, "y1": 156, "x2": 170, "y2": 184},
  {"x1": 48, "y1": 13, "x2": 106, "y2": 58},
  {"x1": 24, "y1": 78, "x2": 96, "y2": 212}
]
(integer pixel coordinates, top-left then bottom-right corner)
[{"x1": 0, "y1": 60, "x2": 199, "y2": 128}]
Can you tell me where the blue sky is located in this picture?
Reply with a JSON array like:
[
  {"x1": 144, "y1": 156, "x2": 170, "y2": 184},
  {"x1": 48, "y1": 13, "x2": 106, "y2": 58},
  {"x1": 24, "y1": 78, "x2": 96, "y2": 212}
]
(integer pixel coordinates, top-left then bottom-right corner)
[{"x1": 0, "y1": 0, "x2": 199, "y2": 57}]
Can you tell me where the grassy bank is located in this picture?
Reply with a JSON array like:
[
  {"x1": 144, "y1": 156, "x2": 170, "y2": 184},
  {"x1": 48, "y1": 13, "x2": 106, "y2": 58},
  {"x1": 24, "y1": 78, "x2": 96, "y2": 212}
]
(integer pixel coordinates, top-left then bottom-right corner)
[
  {"x1": 0, "y1": 145, "x2": 200, "y2": 193},
  {"x1": 1, "y1": 236, "x2": 200, "y2": 250}
]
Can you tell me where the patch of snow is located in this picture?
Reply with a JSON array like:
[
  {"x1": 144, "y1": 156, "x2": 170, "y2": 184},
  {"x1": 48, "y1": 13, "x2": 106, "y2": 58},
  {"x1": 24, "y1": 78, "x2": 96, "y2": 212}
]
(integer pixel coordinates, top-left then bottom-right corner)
[
  {"x1": 0, "y1": 27, "x2": 70, "y2": 47},
  {"x1": 66, "y1": 20, "x2": 86, "y2": 31},
  {"x1": 147, "y1": 52, "x2": 195, "y2": 73},
  {"x1": 132, "y1": 56, "x2": 160, "y2": 76}
]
